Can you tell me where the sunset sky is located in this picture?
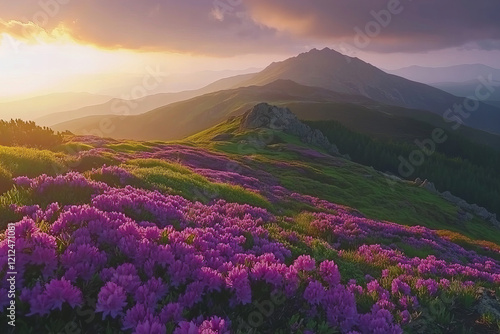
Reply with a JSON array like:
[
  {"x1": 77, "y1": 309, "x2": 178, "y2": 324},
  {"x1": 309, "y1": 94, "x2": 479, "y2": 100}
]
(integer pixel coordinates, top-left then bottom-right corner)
[{"x1": 1, "y1": 0, "x2": 500, "y2": 100}]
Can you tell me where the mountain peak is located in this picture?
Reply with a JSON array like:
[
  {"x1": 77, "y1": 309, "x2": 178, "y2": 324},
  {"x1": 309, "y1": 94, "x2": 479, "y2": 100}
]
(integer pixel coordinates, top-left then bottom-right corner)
[
  {"x1": 238, "y1": 47, "x2": 379, "y2": 96},
  {"x1": 296, "y1": 47, "x2": 353, "y2": 61},
  {"x1": 235, "y1": 49, "x2": 500, "y2": 135}
]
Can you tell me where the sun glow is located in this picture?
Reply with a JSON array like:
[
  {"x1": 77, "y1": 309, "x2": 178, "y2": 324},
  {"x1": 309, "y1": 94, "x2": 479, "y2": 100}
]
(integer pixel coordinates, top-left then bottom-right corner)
[
  {"x1": 0, "y1": 32, "x2": 150, "y2": 100},
  {"x1": 0, "y1": 18, "x2": 283, "y2": 102}
]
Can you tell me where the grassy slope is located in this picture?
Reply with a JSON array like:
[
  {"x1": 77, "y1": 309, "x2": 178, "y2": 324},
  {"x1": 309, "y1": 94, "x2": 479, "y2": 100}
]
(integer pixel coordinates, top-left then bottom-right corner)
[
  {"x1": 0, "y1": 146, "x2": 67, "y2": 177},
  {"x1": 2, "y1": 118, "x2": 499, "y2": 245},
  {"x1": 126, "y1": 158, "x2": 270, "y2": 209},
  {"x1": 188, "y1": 119, "x2": 500, "y2": 245},
  {"x1": 1, "y1": 125, "x2": 500, "y2": 332}
]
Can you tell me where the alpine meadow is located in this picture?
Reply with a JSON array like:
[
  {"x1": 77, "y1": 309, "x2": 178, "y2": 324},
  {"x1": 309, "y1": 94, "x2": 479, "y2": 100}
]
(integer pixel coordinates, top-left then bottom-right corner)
[{"x1": 1, "y1": 1, "x2": 500, "y2": 334}]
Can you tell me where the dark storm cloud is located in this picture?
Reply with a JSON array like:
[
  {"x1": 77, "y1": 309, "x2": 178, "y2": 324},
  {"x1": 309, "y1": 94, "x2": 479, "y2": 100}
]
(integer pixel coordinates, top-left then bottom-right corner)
[{"x1": 1, "y1": 0, "x2": 499, "y2": 55}]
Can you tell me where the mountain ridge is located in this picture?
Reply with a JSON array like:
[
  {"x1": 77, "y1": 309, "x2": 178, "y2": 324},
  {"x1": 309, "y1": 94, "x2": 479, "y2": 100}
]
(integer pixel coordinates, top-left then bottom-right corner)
[
  {"x1": 388, "y1": 64, "x2": 500, "y2": 84},
  {"x1": 36, "y1": 73, "x2": 257, "y2": 127},
  {"x1": 52, "y1": 78, "x2": 500, "y2": 150},
  {"x1": 234, "y1": 48, "x2": 500, "y2": 135},
  {"x1": 0, "y1": 92, "x2": 112, "y2": 122}
]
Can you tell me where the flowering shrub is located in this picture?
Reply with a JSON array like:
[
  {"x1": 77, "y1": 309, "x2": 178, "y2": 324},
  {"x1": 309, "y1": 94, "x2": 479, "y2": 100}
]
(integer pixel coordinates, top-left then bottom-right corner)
[
  {"x1": 0, "y1": 144, "x2": 499, "y2": 333},
  {"x1": 90, "y1": 165, "x2": 135, "y2": 186}
]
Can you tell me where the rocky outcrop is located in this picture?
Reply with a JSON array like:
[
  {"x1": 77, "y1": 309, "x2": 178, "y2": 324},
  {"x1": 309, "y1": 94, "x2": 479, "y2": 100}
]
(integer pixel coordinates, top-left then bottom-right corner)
[
  {"x1": 240, "y1": 103, "x2": 339, "y2": 155},
  {"x1": 388, "y1": 175, "x2": 499, "y2": 227},
  {"x1": 416, "y1": 179, "x2": 499, "y2": 228},
  {"x1": 441, "y1": 190, "x2": 499, "y2": 227}
]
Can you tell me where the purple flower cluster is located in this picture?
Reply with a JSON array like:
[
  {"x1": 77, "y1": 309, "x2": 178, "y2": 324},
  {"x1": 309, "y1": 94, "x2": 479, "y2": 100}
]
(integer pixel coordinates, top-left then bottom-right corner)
[
  {"x1": 20, "y1": 278, "x2": 83, "y2": 316},
  {"x1": 310, "y1": 212, "x2": 500, "y2": 284},
  {"x1": 133, "y1": 144, "x2": 281, "y2": 195},
  {"x1": 1, "y1": 145, "x2": 499, "y2": 333},
  {"x1": 0, "y1": 178, "x2": 409, "y2": 333},
  {"x1": 14, "y1": 172, "x2": 109, "y2": 194},
  {"x1": 91, "y1": 165, "x2": 134, "y2": 185}
]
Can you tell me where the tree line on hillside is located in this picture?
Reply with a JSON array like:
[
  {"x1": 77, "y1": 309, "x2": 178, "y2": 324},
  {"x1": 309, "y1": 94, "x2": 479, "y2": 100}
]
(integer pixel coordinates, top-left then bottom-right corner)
[
  {"x1": 0, "y1": 119, "x2": 63, "y2": 149},
  {"x1": 307, "y1": 120, "x2": 500, "y2": 217}
]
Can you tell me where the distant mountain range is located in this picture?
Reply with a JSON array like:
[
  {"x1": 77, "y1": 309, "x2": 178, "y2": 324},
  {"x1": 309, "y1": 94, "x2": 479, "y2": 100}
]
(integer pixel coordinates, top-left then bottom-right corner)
[
  {"x1": 36, "y1": 73, "x2": 257, "y2": 127},
  {"x1": 36, "y1": 91, "x2": 200, "y2": 127},
  {"x1": 431, "y1": 80, "x2": 500, "y2": 105},
  {"x1": 53, "y1": 48, "x2": 500, "y2": 140},
  {"x1": 387, "y1": 64, "x2": 500, "y2": 84},
  {"x1": 52, "y1": 79, "x2": 500, "y2": 150},
  {"x1": 232, "y1": 48, "x2": 500, "y2": 135},
  {"x1": 0, "y1": 92, "x2": 112, "y2": 122},
  {"x1": 53, "y1": 80, "x2": 372, "y2": 140},
  {"x1": 388, "y1": 64, "x2": 500, "y2": 107}
]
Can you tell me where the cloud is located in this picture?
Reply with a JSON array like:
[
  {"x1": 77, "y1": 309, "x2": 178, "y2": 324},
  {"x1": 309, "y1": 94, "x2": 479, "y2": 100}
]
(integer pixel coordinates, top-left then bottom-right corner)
[
  {"x1": 0, "y1": 0, "x2": 301, "y2": 55},
  {"x1": 246, "y1": 0, "x2": 500, "y2": 53},
  {"x1": 0, "y1": 20, "x2": 45, "y2": 42},
  {"x1": 0, "y1": 0, "x2": 499, "y2": 55},
  {"x1": 0, "y1": 19, "x2": 71, "y2": 45}
]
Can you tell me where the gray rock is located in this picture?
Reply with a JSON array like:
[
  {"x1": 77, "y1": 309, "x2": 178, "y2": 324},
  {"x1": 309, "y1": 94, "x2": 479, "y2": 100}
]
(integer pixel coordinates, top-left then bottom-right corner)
[
  {"x1": 247, "y1": 138, "x2": 267, "y2": 149},
  {"x1": 382, "y1": 172, "x2": 403, "y2": 182},
  {"x1": 457, "y1": 209, "x2": 473, "y2": 224},
  {"x1": 437, "y1": 190, "x2": 500, "y2": 228},
  {"x1": 240, "y1": 103, "x2": 340, "y2": 155},
  {"x1": 476, "y1": 288, "x2": 500, "y2": 322},
  {"x1": 211, "y1": 133, "x2": 234, "y2": 142},
  {"x1": 419, "y1": 179, "x2": 437, "y2": 193}
]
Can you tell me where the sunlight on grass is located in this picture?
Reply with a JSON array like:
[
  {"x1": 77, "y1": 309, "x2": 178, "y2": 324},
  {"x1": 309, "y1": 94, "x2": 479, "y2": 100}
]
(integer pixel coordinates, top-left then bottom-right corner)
[
  {"x1": 0, "y1": 145, "x2": 67, "y2": 177},
  {"x1": 53, "y1": 142, "x2": 94, "y2": 153},
  {"x1": 126, "y1": 158, "x2": 270, "y2": 208},
  {"x1": 106, "y1": 142, "x2": 154, "y2": 153},
  {"x1": 0, "y1": 186, "x2": 31, "y2": 228},
  {"x1": 0, "y1": 165, "x2": 12, "y2": 194}
]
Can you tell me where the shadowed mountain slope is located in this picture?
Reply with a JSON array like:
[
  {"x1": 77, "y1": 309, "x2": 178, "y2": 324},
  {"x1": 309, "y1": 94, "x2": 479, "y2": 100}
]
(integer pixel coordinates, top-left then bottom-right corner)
[
  {"x1": 53, "y1": 79, "x2": 500, "y2": 150},
  {"x1": 236, "y1": 48, "x2": 500, "y2": 134},
  {"x1": 36, "y1": 73, "x2": 256, "y2": 127}
]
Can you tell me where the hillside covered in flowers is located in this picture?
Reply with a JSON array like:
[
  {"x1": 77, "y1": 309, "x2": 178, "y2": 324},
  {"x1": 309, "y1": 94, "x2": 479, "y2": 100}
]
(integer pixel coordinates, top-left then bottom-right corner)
[{"x1": 1, "y1": 117, "x2": 500, "y2": 334}]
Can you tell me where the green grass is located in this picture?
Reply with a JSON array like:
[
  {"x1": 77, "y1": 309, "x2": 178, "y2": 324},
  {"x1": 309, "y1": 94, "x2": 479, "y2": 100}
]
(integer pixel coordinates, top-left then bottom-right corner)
[
  {"x1": 1, "y1": 128, "x2": 499, "y2": 333},
  {"x1": 126, "y1": 159, "x2": 270, "y2": 208},
  {"x1": 187, "y1": 117, "x2": 241, "y2": 142},
  {"x1": 71, "y1": 153, "x2": 119, "y2": 172},
  {"x1": 3, "y1": 128, "x2": 499, "y2": 247},
  {"x1": 212, "y1": 129, "x2": 309, "y2": 162},
  {"x1": 0, "y1": 165, "x2": 13, "y2": 194},
  {"x1": 205, "y1": 131, "x2": 500, "y2": 245},
  {"x1": 105, "y1": 142, "x2": 154, "y2": 153},
  {"x1": 0, "y1": 145, "x2": 67, "y2": 177},
  {"x1": 395, "y1": 242, "x2": 438, "y2": 259},
  {"x1": 274, "y1": 160, "x2": 500, "y2": 244},
  {"x1": 53, "y1": 142, "x2": 94, "y2": 154},
  {"x1": 0, "y1": 187, "x2": 31, "y2": 229}
]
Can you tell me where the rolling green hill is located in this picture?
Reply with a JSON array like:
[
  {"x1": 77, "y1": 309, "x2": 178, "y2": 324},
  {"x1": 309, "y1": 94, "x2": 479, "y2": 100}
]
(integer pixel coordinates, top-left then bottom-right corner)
[
  {"x1": 2, "y1": 111, "x2": 500, "y2": 333},
  {"x1": 52, "y1": 80, "x2": 500, "y2": 151}
]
